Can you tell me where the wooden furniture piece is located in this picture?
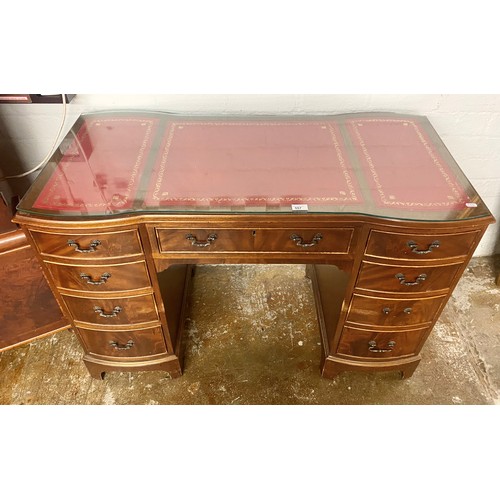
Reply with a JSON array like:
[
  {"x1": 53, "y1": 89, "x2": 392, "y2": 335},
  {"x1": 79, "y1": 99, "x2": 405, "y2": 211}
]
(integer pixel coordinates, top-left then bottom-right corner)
[
  {"x1": 0, "y1": 196, "x2": 69, "y2": 352},
  {"x1": 13, "y1": 111, "x2": 495, "y2": 380}
]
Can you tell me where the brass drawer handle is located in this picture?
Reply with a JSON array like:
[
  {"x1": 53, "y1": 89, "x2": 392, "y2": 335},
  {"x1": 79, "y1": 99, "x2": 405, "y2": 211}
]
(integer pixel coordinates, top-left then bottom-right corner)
[
  {"x1": 109, "y1": 340, "x2": 134, "y2": 350},
  {"x1": 94, "y1": 306, "x2": 122, "y2": 318},
  {"x1": 395, "y1": 273, "x2": 427, "y2": 286},
  {"x1": 290, "y1": 233, "x2": 323, "y2": 247},
  {"x1": 185, "y1": 233, "x2": 218, "y2": 247},
  {"x1": 382, "y1": 307, "x2": 412, "y2": 314},
  {"x1": 67, "y1": 239, "x2": 101, "y2": 253},
  {"x1": 368, "y1": 340, "x2": 396, "y2": 353},
  {"x1": 80, "y1": 272, "x2": 111, "y2": 285},
  {"x1": 407, "y1": 240, "x2": 440, "y2": 255}
]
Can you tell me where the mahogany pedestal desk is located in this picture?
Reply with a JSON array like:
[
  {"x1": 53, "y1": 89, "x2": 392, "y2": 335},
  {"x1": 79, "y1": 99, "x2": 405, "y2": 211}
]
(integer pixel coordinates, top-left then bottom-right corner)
[{"x1": 14, "y1": 111, "x2": 495, "y2": 380}]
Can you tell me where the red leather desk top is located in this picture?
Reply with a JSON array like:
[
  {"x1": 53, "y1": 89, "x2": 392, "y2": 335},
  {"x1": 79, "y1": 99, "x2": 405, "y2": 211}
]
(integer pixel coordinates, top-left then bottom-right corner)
[
  {"x1": 18, "y1": 111, "x2": 490, "y2": 222},
  {"x1": 144, "y1": 120, "x2": 361, "y2": 208}
]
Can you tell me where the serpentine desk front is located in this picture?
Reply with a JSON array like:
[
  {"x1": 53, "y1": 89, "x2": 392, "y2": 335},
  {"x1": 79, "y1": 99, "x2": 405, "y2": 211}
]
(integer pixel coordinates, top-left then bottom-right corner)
[{"x1": 14, "y1": 111, "x2": 495, "y2": 380}]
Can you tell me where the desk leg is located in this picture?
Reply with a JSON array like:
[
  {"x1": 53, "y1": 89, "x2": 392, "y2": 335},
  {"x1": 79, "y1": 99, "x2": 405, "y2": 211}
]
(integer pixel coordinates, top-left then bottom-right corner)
[{"x1": 307, "y1": 263, "x2": 348, "y2": 378}]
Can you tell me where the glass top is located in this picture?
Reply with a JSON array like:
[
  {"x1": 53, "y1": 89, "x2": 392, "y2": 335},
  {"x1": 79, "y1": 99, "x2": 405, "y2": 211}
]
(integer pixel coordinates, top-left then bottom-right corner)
[{"x1": 17, "y1": 110, "x2": 492, "y2": 222}]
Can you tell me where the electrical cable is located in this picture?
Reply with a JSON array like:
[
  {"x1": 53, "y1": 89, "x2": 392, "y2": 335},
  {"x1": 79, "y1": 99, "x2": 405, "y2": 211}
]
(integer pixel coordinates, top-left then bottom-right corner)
[{"x1": 0, "y1": 93, "x2": 68, "y2": 183}]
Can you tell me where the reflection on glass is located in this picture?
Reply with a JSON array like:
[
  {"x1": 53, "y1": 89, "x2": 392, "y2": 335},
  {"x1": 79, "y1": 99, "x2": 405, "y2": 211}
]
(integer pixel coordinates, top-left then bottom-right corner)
[{"x1": 17, "y1": 111, "x2": 491, "y2": 222}]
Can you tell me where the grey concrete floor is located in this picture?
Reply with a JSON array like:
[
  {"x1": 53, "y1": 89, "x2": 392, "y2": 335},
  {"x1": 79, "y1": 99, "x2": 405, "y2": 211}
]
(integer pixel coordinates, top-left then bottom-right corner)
[{"x1": 1, "y1": 256, "x2": 499, "y2": 405}]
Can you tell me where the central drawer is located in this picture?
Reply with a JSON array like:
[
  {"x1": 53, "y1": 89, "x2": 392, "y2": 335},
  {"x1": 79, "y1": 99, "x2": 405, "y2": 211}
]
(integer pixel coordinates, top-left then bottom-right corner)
[
  {"x1": 155, "y1": 227, "x2": 354, "y2": 254},
  {"x1": 61, "y1": 292, "x2": 159, "y2": 327}
]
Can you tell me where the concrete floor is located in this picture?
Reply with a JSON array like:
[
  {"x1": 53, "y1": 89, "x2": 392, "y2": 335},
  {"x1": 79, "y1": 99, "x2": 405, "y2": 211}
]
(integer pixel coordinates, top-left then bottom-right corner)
[{"x1": 1, "y1": 256, "x2": 499, "y2": 405}]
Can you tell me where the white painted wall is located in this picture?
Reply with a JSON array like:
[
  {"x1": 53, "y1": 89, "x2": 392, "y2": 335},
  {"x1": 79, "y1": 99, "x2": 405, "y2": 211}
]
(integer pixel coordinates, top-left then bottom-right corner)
[{"x1": 1, "y1": 94, "x2": 499, "y2": 255}]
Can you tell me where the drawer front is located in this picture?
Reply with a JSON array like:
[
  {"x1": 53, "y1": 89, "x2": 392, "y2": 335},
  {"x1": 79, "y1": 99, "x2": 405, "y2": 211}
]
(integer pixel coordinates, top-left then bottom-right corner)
[
  {"x1": 156, "y1": 228, "x2": 254, "y2": 253},
  {"x1": 337, "y1": 326, "x2": 428, "y2": 359},
  {"x1": 61, "y1": 293, "x2": 159, "y2": 326},
  {"x1": 365, "y1": 229, "x2": 479, "y2": 260},
  {"x1": 78, "y1": 326, "x2": 167, "y2": 358},
  {"x1": 30, "y1": 229, "x2": 143, "y2": 259},
  {"x1": 356, "y1": 261, "x2": 462, "y2": 293},
  {"x1": 156, "y1": 227, "x2": 354, "y2": 254},
  {"x1": 45, "y1": 260, "x2": 151, "y2": 292},
  {"x1": 254, "y1": 228, "x2": 354, "y2": 254},
  {"x1": 347, "y1": 293, "x2": 447, "y2": 327}
]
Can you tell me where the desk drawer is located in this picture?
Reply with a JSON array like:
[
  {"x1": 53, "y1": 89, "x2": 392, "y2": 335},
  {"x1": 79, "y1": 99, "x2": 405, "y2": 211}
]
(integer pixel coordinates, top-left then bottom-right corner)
[
  {"x1": 347, "y1": 293, "x2": 446, "y2": 327},
  {"x1": 156, "y1": 228, "x2": 254, "y2": 253},
  {"x1": 61, "y1": 292, "x2": 159, "y2": 326},
  {"x1": 337, "y1": 326, "x2": 428, "y2": 359},
  {"x1": 155, "y1": 227, "x2": 355, "y2": 254},
  {"x1": 45, "y1": 260, "x2": 151, "y2": 293},
  {"x1": 30, "y1": 229, "x2": 143, "y2": 259},
  {"x1": 254, "y1": 228, "x2": 354, "y2": 254},
  {"x1": 365, "y1": 229, "x2": 479, "y2": 261},
  {"x1": 78, "y1": 326, "x2": 167, "y2": 358},
  {"x1": 356, "y1": 261, "x2": 462, "y2": 293}
]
